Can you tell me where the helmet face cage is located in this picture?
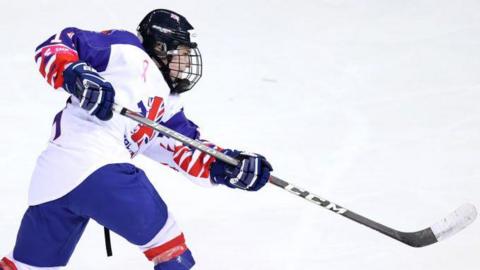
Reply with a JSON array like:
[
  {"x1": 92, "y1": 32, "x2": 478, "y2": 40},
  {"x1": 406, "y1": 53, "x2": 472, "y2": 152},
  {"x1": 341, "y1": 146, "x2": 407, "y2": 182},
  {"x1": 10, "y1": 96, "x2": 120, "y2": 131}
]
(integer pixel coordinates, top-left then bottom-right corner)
[
  {"x1": 138, "y1": 9, "x2": 203, "y2": 94},
  {"x1": 153, "y1": 42, "x2": 202, "y2": 94}
]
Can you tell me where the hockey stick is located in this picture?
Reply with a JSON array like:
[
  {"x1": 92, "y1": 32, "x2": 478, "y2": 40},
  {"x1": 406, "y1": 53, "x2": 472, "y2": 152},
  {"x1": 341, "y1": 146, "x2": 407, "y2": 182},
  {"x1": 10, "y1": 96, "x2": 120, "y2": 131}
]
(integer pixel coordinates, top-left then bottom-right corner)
[{"x1": 113, "y1": 104, "x2": 477, "y2": 248}]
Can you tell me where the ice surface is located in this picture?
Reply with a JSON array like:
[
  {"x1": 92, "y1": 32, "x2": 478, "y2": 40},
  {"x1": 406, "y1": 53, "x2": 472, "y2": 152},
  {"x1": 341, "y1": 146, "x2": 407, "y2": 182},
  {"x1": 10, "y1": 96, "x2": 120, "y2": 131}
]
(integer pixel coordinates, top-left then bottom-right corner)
[{"x1": 0, "y1": 0, "x2": 479, "y2": 269}]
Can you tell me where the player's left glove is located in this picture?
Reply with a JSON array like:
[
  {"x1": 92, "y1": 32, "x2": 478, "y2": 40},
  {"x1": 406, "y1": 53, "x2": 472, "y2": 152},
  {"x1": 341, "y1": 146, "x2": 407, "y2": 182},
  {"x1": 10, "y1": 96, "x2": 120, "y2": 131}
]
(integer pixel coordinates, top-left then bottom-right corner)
[
  {"x1": 63, "y1": 61, "x2": 115, "y2": 121},
  {"x1": 210, "y1": 149, "x2": 273, "y2": 191}
]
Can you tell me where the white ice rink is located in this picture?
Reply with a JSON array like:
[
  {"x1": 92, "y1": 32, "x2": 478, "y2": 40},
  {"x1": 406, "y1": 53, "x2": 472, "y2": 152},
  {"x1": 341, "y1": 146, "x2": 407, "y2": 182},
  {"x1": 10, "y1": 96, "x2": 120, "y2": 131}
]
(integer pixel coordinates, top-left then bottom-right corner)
[{"x1": 0, "y1": 0, "x2": 479, "y2": 269}]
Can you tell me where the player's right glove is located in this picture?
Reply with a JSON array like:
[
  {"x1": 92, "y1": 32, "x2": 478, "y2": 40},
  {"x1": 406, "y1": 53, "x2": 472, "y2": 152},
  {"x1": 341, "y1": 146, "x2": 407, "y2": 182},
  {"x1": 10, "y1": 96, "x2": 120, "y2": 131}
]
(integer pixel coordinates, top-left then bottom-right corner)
[
  {"x1": 63, "y1": 61, "x2": 115, "y2": 121},
  {"x1": 210, "y1": 149, "x2": 273, "y2": 191}
]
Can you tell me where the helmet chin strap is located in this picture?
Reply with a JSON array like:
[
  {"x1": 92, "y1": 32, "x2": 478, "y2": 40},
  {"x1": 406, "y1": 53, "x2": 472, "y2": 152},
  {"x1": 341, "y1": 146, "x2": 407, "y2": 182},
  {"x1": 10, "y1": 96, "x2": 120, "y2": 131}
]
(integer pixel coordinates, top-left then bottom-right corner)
[{"x1": 173, "y1": 79, "x2": 192, "y2": 94}]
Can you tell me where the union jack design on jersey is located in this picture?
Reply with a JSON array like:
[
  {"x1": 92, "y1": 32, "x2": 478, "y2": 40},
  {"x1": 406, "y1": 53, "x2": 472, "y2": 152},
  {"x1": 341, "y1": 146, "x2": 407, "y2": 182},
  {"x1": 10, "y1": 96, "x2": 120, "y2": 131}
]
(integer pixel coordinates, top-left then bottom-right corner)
[
  {"x1": 35, "y1": 34, "x2": 79, "y2": 89},
  {"x1": 130, "y1": 96, "x2": 165, "y2": 149},
  {"x1": 160, "y1": 140, "x2": 222, "y2": 179},
  {"x1": 170, "y1": 141, "x2": 221, "y2": 178}
]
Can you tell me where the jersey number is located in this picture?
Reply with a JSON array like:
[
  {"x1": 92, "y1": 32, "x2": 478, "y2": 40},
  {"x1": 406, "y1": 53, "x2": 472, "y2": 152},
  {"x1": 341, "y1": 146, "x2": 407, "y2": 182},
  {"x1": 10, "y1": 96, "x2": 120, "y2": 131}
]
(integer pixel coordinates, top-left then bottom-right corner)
[{"x1": 51, "y1": 110, "x2": 63, "y2": 141}]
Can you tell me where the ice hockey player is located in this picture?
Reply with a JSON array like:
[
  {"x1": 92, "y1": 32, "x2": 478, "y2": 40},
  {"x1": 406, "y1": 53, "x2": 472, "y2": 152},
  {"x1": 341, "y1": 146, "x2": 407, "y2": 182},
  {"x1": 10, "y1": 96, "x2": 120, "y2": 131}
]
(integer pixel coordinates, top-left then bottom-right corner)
[{"x1": 0, "y1": 9, "x2": 272, "y2": 270}]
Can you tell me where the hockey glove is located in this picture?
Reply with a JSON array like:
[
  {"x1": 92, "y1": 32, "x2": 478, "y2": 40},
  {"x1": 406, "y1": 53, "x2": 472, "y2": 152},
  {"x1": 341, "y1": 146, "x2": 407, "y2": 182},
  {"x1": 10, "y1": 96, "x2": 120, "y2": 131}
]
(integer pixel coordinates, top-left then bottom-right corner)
[
  {"x1": 210, "y1": 149, "x2": 273, "y2": 191},
  {"x1": 63, "y1": 61, "x2": 115, "y2": 121}
]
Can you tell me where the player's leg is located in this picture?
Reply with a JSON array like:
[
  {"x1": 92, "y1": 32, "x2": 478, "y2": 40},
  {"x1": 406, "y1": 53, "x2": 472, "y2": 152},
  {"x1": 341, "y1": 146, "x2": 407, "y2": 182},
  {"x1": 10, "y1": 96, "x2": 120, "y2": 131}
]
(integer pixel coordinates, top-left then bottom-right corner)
[
  {"x1": 0, "y1": 257, "x2": 14, "y2": 270},
  {"x1": 0, "y1": 257, "x2": 16, "y2": 270},
  {"x1": 66, "y1": 163, "x2": 195, "y2": 269},
  {"x1": 139, "y1": 212, "x2": 194, "y2": 269},
  {"x1": 1, "y1": 199, "x2": 89, "y2": 270}
]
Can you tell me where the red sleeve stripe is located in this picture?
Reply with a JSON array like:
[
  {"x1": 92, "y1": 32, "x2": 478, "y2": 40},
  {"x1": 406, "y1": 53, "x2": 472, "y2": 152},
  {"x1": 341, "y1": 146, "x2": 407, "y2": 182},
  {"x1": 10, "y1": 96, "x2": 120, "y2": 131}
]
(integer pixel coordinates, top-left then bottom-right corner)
[
  {"x1": 186, "y1": 149, "x2": 202, "y2": 172},
  {"x1": 44, "y1": 54, "x2": 56, "y2": 76},
  {"x1": 173, "y1": 146, "x2": 188, "y2": 161},
  {"x1": 185, "y1": 152, "x2": 203, "y2": 177},
  {"x1": 175, "y1": 147, "x2": 192, "y2": 165},
  {"x1": 179, "y1": 154, "x2": 194, "y2": 175},
  {"x1": 50, "y1": 72, "x2": 58, "y2": 87},
  {"x1": 45, "y1": 55, "x2": 57, "y2": 85}
]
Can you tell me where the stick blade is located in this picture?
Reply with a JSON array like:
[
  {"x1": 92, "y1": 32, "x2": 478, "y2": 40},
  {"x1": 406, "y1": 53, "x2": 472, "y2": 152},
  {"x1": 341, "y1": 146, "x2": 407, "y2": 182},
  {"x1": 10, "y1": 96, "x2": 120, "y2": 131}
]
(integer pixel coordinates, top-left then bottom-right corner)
[{"x1": 430, "y1": 203, "x2": 477, "y2": 242}]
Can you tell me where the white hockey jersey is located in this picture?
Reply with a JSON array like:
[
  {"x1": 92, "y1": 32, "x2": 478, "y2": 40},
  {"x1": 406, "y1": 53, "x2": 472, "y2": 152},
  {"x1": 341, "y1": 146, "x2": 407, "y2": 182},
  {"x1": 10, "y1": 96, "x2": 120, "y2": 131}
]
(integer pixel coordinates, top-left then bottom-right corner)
[{"x1": 31, "y1": 28, "x2": 219, "y2": 205}]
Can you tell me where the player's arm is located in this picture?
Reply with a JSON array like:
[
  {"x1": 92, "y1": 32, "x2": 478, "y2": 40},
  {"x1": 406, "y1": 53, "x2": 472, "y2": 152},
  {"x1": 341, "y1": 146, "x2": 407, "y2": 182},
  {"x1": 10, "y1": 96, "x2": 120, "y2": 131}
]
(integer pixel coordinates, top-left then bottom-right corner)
[
  {"x1": 34, "y1": 28, "x2": 114, "y2": 120},
  {"x1": 142, "y1": 108, "x2": 272, "y2": 191}
]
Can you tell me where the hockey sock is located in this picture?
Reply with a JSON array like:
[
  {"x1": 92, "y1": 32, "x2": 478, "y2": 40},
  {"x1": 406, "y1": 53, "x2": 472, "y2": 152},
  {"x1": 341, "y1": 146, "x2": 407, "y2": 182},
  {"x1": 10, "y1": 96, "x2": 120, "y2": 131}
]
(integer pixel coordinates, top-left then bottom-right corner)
[{"x1": 153, "y1": 249, "x2": 195, "y2": 270}]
